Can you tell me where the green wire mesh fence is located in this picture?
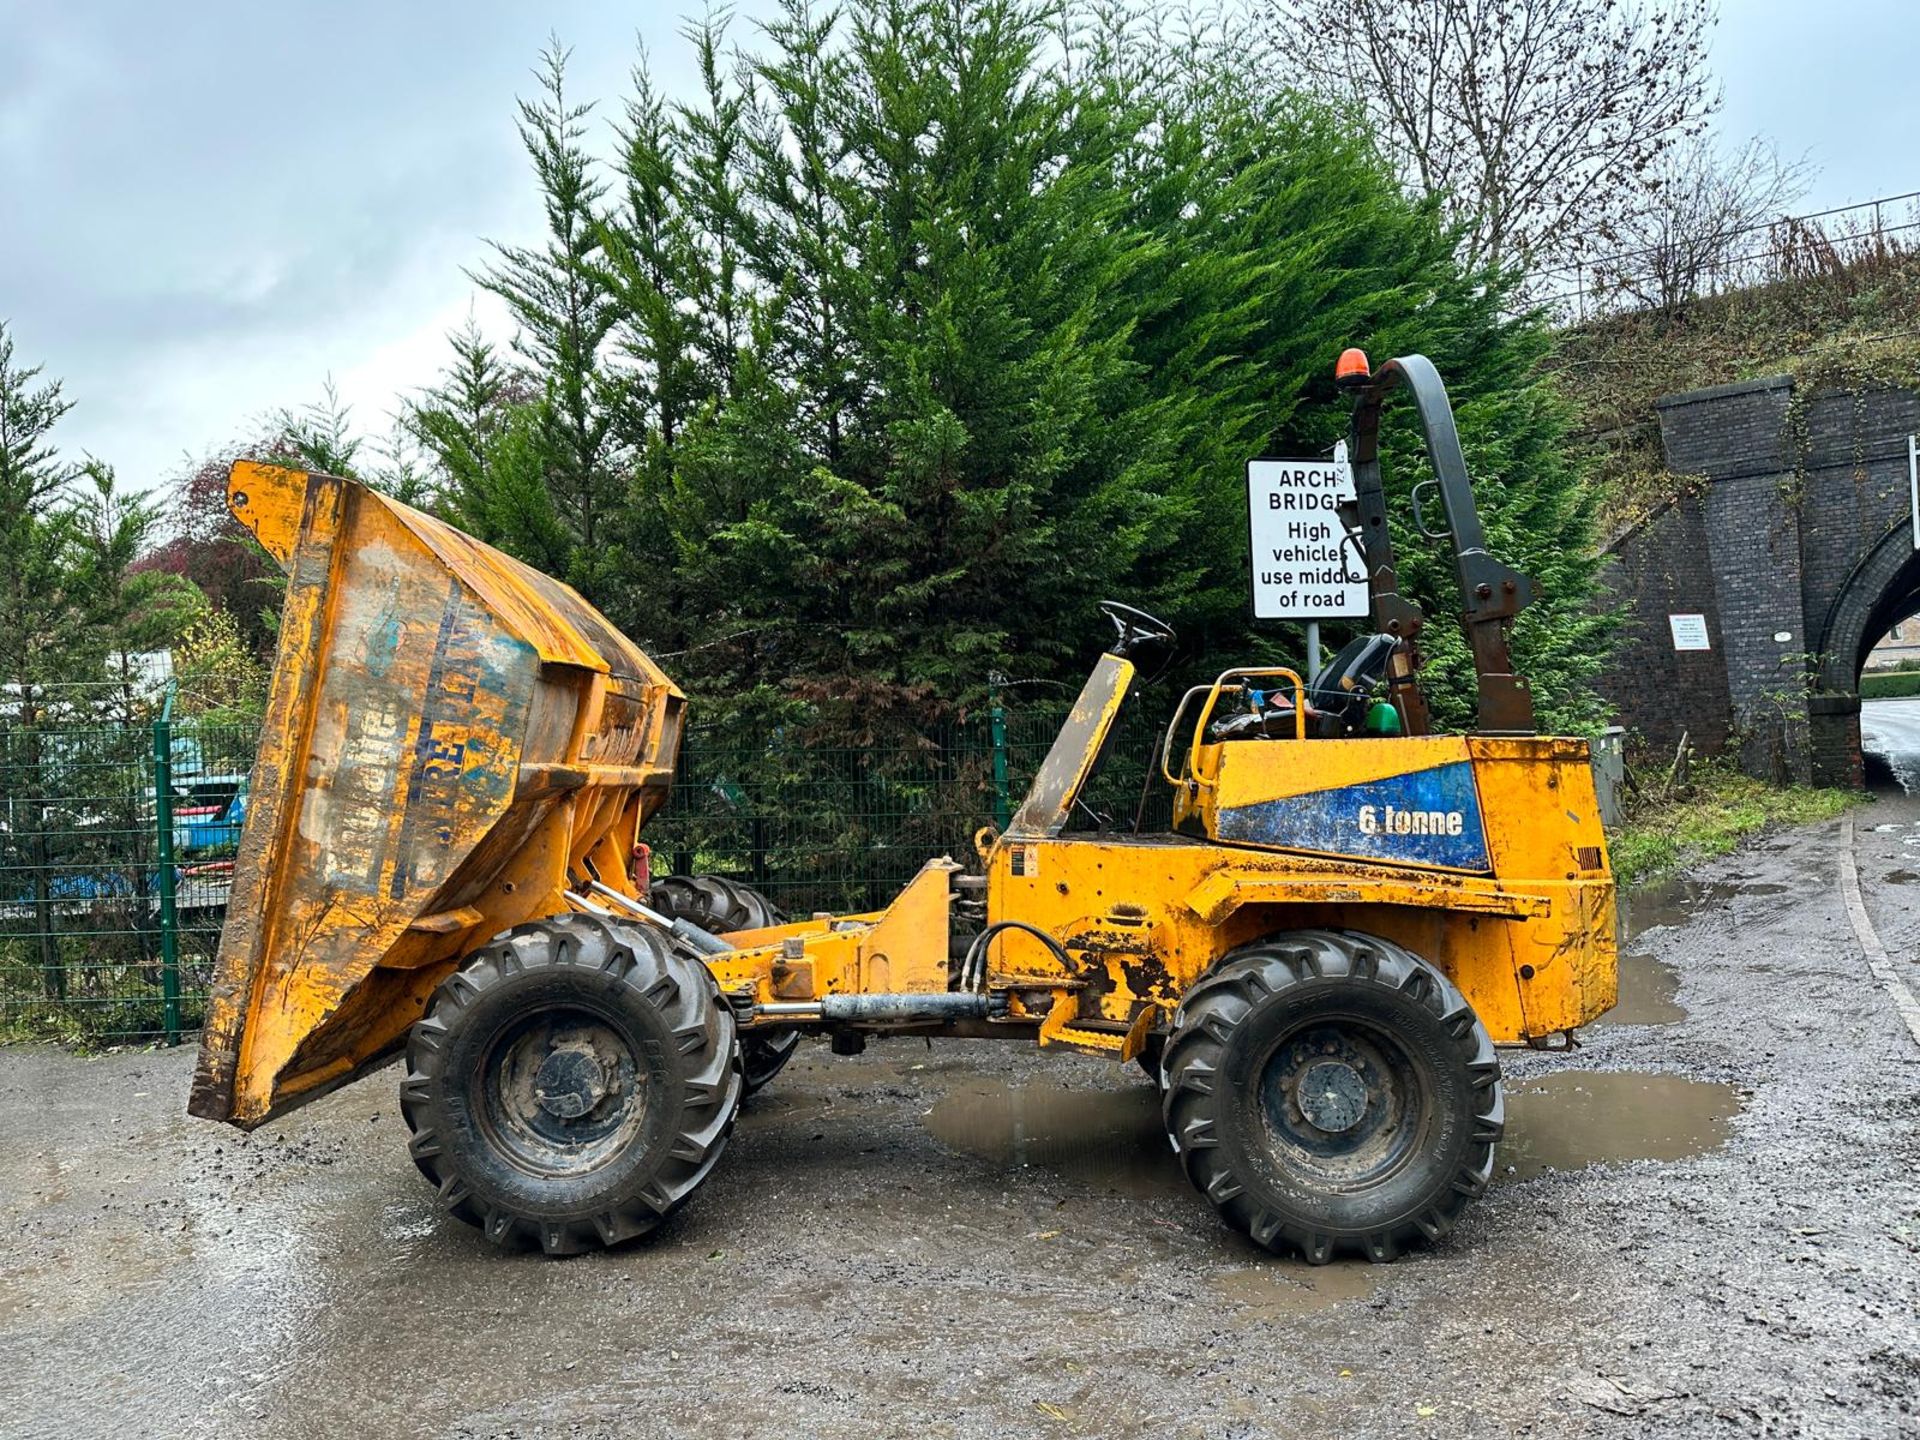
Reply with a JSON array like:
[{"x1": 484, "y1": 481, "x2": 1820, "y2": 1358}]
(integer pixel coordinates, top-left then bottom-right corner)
[
  {"x1": 0, "y1": 691, "x2": 1176, "y2": 1047},
  {"x1": 649, "y1": 699, "x2": 1173, "y2": 917},
  {"x1": 0, "y1": 714, "x2": 257, "y2": 1047}
]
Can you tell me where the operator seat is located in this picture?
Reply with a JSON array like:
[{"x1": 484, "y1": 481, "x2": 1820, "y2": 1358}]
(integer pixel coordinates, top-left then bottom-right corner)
[{"x1": 1209, "y1": 633, "x2": 1399, "y2": 741}]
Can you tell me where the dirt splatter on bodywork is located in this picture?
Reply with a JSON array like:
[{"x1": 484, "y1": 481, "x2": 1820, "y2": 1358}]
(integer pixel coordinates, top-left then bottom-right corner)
[{"x1": 189, "y1": 463, "x2": 684, "y2": 1128}]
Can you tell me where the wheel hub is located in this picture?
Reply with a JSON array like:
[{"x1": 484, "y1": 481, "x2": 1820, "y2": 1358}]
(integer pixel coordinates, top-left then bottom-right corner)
[
  {"x1": 532, "y1": 1045, "x2": 609, "y2": 1119},
  {"x1": 478, "y1": 1009, "x2": 647, "y2": 1177},
  {"x1": 1296, "y1": 1059, "x2": 1368, "y2": 1133},
  {"x1": 1256, "y1": 1020, "x2": 1420, "y2": 1185}
]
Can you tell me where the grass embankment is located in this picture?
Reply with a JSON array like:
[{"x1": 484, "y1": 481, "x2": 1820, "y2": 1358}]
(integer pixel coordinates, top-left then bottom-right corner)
[
  {"x1": 1549, "y1": 249, "x2": 1920, "y2": 533},
  {"x1": 1610, "y1": 763, "x2": 1862, "y2": 886}
]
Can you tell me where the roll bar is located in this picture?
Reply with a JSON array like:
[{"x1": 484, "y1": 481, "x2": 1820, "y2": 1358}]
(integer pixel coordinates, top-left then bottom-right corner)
[{"x1": 1345, "y1": 354, "x2": 1536, "y2": 735}]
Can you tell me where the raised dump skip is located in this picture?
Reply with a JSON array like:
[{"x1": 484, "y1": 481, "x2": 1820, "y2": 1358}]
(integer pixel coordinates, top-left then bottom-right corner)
[{"x1": 189, "y1": 462, "x2": 684, "y2": 1128}]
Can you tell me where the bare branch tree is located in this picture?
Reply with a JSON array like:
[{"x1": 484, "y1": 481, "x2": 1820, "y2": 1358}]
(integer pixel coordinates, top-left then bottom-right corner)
[
  {"x1": 1271, "y1": 0, "x2": 1720, "y2": 277},
  {"x1": 1589, "y1": 134, "x2": 1811, "y2": 313}
]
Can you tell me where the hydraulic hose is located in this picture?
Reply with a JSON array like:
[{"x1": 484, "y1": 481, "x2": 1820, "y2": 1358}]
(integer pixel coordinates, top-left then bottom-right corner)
[{"x1": 959, "y1": 919, "x2": 1072, "y2": 993}]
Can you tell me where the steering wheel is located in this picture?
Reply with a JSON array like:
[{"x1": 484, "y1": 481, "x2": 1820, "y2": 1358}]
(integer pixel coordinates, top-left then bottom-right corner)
[{"x1": 1098, "y1": 600, "x2": 1177, "y2": 659}]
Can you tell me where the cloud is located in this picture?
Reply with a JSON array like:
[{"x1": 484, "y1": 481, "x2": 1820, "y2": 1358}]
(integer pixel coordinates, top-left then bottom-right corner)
[
  {"x1": 19, "y1": 0, "x2": 1908, "y2": 498},
  {"x1": 3, "y1": 1, "x2": 772, "y2": 491}
]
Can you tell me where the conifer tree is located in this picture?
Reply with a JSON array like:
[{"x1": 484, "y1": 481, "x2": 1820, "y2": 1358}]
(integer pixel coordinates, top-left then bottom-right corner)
[
  {"x1": 588, "y1": 47, "x2": 722, "y2": 650},
  {"x1": 273, "y1": 379, "x2": 362, "y2": 479},
  {"x1": 71, "y1": 462, "x2": 207, "y2": 722},
  {"x1": 629, "y1": 0, "x2": 1181, "y2": 724},
  {"x1": 479, "y1": 41, "x2": 623, "y2": 602},
  {"x1": 411, "y1": 316, "x2": 515, "y2": 516},
  {"x1": 0, "y1": 321, "x2": 88, "y2": 726},
  {"x1": 0, "y1": 324, "x2": 100, "y2": 999},
  {"x1": 470, "y1": 1, "x2": 1614, "y2": 735},
  {"x1": 597, "y1": 60, "x2": 703, "y2": 451},
  {"x1": 413, "y1": 320, "x2": 573, "y2": 578},
  {"x1": 674, "y1": 15, "x2": 754, "y2": 401}
]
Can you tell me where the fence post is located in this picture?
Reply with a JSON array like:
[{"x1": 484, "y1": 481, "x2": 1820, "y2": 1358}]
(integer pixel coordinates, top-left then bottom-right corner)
[
  {"x1": 25, "y1": 721, "x2": 64, "y2": 1003},
  {"x1": 672, "y1": 729, "x2": 694, "y2": 881},
  {"x1": 152, "y1": 687, "x2": 182, "y2": 1046},
  {"x1": 988, "y1": 678, "x2": 1012, "y2": 830}
]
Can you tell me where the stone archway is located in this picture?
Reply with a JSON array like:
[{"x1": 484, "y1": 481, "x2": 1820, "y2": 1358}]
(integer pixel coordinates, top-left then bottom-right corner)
[
  {"x1": 1599, "y1": 374, "x2": 1920, "y2": 789},
  {"x1": 1809, "y1": 519, "x2": 1920, "y2": 786}
]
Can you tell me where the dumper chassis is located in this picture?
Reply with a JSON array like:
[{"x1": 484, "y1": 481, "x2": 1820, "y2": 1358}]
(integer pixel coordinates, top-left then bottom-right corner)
[{"x1": 189, "y1": 352, "x2": 1615, "y2": 1263}]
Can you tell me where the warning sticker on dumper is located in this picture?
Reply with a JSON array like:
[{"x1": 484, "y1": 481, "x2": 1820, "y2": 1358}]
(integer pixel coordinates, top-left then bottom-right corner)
[{"x1": 1010, "y1": 844, "x2": 1041, "y2": 878}]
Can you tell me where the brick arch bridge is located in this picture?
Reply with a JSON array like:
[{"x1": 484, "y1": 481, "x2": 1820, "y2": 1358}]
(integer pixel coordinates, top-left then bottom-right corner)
[{"x1": 1598, "y1": 374, "x2": 1920, "y2": 787}]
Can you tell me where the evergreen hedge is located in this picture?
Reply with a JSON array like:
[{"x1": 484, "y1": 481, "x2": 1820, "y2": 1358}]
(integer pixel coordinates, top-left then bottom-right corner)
[{"x1": 412, "y1": 1, "x2": 1613, "y2": 740}]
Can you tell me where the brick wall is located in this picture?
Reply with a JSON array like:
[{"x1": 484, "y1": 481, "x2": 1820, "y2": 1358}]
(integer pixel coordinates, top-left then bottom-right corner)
[
  {"x1": 1795, "y1": 386, "x2": 1920, "y2": 666},
  {"x1": 1703, "y1": 470, "x2": 1808, "y2": 782},
  {"x1": 1595, "y1": 495, "x2": 1730, "y2": 761}
]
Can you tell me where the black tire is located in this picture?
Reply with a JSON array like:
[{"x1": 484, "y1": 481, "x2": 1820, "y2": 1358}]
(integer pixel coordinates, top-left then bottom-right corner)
[
  {"x1": 650, "y1": 874, "x2": 799, "y2": 1096},
  {"x1": 649, "y1": 873, "x2": 784, "y2": 933},
  {"x1": 400, "y1": 911, "x2": 743, "y2": 1255},
  {"x1": 738, "y1": 1028, "x2": 803, "y2": 1093},
  {"x1": 1162, "y1": 929, "x2": 1502, "y2": 1264}
]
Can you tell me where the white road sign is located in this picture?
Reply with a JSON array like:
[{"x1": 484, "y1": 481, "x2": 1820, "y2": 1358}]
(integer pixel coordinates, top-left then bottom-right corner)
[
  {"x1": 1246, "y1": 455, "x2": 1368, "y2": 620},
  {"x1": 1668, "y1": 613, "x2": 1711, "y2": 651}
]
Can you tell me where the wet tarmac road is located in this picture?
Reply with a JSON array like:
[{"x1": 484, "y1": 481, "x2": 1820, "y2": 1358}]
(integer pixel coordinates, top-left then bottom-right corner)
[
  {"x1": 3, "y1": 804, "x2": 1920, "y2": 1439},
  {"x1": 1864, "y1": 698, "x2": 1920, "y2": 795}
]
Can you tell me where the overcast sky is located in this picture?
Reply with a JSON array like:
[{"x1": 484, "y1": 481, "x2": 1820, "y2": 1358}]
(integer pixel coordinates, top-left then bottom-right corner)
[{"x1": 3, "y1": 0, "x2": 1914, "y2": 493}]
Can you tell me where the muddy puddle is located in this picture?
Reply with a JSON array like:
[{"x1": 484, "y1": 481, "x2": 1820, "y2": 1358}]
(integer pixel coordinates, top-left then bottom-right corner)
[
  {"x1": 1500, "y1": 1072, "x2": 1739, "y2": 1181},
  {"x1": 927, "y1": 1080, "x2": 1174, "y2": 1199},
  {"x1": 927, "y1": 1069, "x2": 1740, "y2": 1199},
  {"x1": 1621, "y1": 875, "x2": 1786, "y2": 938},
  {"x1": 1603, "y1": 951, "x2": 1687, "y2": 1026},
  {"x1": 1603, "y1": 871, "x2": 1793, "y2": 1028},
  {"x1": 1207, "y1": 1260, "x2": 1379, "y2": 1315}
]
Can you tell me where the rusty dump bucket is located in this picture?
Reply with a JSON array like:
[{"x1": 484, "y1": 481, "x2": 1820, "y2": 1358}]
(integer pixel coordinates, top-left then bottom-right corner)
[{"x1": 189, "y1": 463, "x2": 684, "y2": 1128}]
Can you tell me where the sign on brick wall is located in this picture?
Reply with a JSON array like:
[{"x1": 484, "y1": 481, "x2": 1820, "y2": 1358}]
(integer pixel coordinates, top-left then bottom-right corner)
[{"x1": 1668, "y1": 613, "x2": 1711, "y2": 651}]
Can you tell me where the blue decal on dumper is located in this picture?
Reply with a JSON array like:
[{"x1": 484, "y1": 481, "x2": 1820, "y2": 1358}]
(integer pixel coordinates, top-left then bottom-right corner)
[{"x1": 1216, "y1": 760, "x2": 1490, "y2": 871}]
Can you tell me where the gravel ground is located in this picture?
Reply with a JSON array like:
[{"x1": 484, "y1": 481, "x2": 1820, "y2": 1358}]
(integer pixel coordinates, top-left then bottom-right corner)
[{"x1": 2, "y1": 799, "x2": 1918, "y2": 1439}]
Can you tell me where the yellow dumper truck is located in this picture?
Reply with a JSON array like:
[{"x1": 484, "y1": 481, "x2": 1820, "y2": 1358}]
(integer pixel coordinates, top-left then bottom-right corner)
[{"x1": 189, "y1": 352, "x2": 1615, "y2": 1262}]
